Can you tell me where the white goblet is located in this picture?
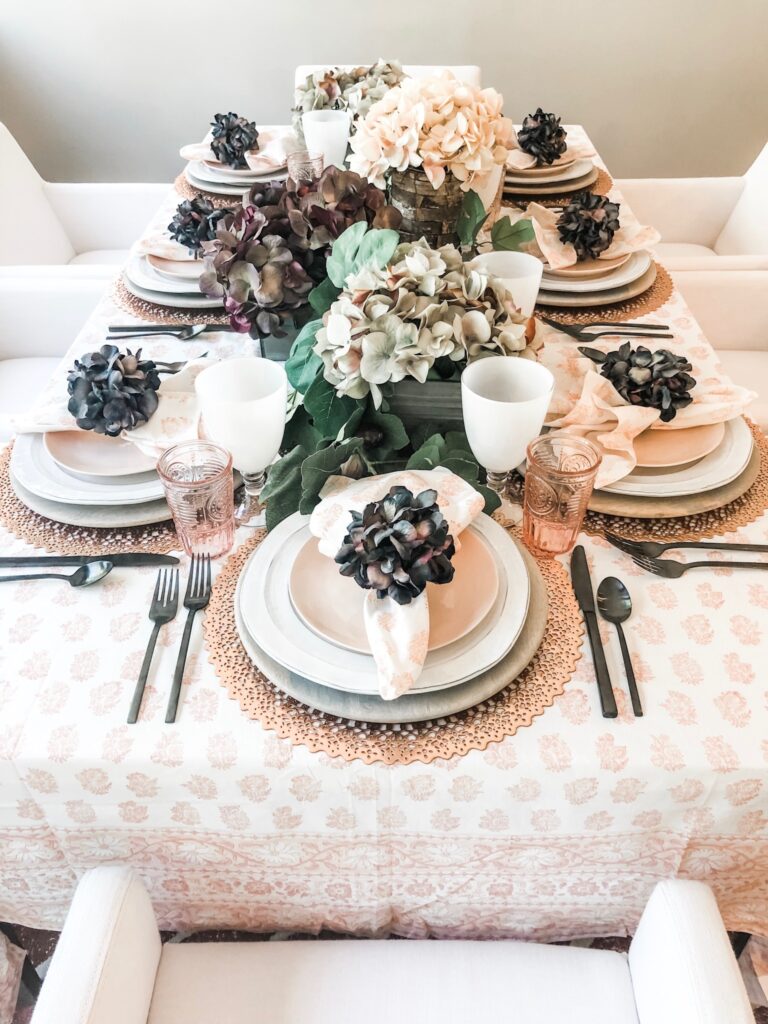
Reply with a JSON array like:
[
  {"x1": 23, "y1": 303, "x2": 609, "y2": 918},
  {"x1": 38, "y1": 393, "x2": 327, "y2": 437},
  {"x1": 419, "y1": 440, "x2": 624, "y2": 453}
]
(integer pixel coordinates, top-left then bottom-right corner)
[
  {"x1": 194, "y1": 357, "x2": 287, "y2": 523},
  {"x1": 471, "y1": 251, "x2": 543, "y2": 318},
  {"x1": 461, "y1": 356, "x2": 554, "y2": 495},
  {"x1": 301, "y1": 110, "x2": 351, "y2": 169}
]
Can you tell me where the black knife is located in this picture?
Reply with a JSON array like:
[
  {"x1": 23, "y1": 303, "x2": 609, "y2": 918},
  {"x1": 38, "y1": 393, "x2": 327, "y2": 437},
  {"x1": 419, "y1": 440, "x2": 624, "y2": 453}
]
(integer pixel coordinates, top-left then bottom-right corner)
[
  {"x1": 0, "y1": 554, "x2": 179, "y2": 568},
  {"x1": 570, "y1": 545, "x2": 618, "y2": 718}
]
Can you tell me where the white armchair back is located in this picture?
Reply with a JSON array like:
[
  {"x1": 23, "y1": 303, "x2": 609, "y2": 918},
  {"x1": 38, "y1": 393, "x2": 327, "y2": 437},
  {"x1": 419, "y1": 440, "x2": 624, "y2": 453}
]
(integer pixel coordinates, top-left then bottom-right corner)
[
  {"x1": 715, "y1": 140, "x2": 768, "y2": 255},
  {"x1": 0, "y1": 123, "x2": 76, "y2": 266}
]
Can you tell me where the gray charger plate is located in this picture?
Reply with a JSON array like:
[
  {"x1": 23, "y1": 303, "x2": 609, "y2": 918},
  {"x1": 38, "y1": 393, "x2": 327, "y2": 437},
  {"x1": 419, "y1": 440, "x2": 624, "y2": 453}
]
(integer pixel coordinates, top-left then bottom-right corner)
[
  {"x1": 10, "y1": 471, "x2": 173, "y2": 527},
  {"x1": 234, "y1": 540, "x2": 548, "y2": 724}
]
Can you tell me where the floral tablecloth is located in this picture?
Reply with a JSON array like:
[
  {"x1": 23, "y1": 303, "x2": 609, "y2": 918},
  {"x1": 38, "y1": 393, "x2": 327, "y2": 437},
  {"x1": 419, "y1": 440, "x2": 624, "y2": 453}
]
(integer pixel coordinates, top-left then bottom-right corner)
[{"x1": 0, "y1": 130, "x2": 767, "y2": 941}]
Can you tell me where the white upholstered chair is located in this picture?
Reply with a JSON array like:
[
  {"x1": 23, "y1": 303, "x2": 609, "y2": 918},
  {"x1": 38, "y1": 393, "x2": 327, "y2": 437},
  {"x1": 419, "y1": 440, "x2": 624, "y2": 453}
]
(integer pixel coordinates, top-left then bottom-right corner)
[
  {"x1": 0, "y1": 275, "x2": 105, "y2": 441},
  {"x1": 0, "y1": 122, "x2": 167, "y2": 274},
  {"x1": 294, "y1": 64, "x2": 481, "y2": 89},
  {"x1": 617, "y1": 142, "x2": 768, "y2": 269},
  {"x1": 30, "y1": 867, "x2": 752, "y2": 1024}
]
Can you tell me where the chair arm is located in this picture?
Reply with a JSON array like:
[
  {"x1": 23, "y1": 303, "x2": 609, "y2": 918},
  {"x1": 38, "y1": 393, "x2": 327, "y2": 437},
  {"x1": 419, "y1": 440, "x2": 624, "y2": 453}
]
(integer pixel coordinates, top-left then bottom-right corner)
[
  {"x1": 31, "y1": 867, "x2": 161, "y2": 1024},
  {"x1": 669, "y1": 269, "x2": 768, "y2": 351},
  {"x1": 617, "y1": 177, "x2": 743, "y2": 245},
  {"x1": 43, "y1": 183, "x2": 170, "y2": 253},
  {"x1": 0, "y1": 277, "x2": 107, "y2": 359},
  {"x1": 628, "y1": 880, "x2": 753, "y2": 1024},
  {"x1": 659, "y1": 254, "x2": 768, "y2": 272}
]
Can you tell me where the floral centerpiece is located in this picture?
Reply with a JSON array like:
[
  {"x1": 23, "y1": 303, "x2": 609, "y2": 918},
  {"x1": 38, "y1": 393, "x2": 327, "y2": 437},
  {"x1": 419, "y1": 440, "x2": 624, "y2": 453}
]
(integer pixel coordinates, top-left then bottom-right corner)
[
  {"x1": 261, "y1": 220, "x2": 542, "y2": 530},
  {"x1": 293, "y1": 60, "x2": 407, "y2": 131},
  {"x1": 348, "y1": 74, "x2": 513, "y2": 247}
]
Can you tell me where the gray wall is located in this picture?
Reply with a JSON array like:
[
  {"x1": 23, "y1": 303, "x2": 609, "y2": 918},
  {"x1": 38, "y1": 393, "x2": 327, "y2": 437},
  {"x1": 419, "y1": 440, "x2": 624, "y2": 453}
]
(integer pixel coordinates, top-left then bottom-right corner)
[{"x1": 2, "y1": 0, "x2": 767, "y2": 183}]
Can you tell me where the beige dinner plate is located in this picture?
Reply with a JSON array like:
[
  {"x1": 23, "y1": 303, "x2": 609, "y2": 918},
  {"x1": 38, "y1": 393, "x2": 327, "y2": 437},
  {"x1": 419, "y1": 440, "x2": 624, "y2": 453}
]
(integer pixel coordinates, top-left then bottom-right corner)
[
  {"x1": 506, "y1": 155, "x2": 577, "y2": 178},
  {"x1": 589, "y1": 440, "x2": 759, "y2": 518},
  {"x1": 502, "y1": 165, "x2": 599, "y2": 197},
  {"x1": 587, "y1": 421, "x2": 727, "y2": 470},
  {"x1": 10, "y1": 472, "x2": 172, "y2": 527},
  {"x1": 543, "y1": 254, "x2": 631, "y2": 280},
  {"x1": 536, "y1": 262, "x2": 657, "y2": 308},
  {"x1": 288, "y1": 528, "x2": 500, "y2": 655},
  {"x1": 146, "y1": 255, "x2": 203, "y2": 280},
  {"x1": 43, "y1": 430, "x2": 157, "y2": 478}
]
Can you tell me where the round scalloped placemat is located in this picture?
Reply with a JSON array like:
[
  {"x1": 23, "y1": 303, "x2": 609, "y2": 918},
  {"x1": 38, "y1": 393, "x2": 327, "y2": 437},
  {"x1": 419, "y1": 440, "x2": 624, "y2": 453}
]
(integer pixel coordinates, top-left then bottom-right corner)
[
  {"x1": 174, "y1": 173, "x2": 244, "y2": 210},
  {"x1": 205, "y1": 516, "x2": 584, "y2": 765},
  {"x1": 0, "y1": 443, "x2": 179, "y2": 554},
  {"x1": 534, "y1": 262, "x2": 673, "y2": 325},
  {"x1": 502, "y1": 168, "x2": 613, "y2": 209},
  {"x1": 113, "y1": 279, "x2": 231, "y2": 328}
]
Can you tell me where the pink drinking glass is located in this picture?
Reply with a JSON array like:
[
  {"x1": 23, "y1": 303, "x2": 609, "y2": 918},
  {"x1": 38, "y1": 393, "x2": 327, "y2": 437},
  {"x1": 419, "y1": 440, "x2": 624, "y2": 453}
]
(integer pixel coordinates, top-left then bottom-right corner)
[
  {"x1": 522, "y1": 433, "x2": 601, "y2": 558},
  {"x1": 157, "y1": 441, "x2": 235, "y2": 558}
]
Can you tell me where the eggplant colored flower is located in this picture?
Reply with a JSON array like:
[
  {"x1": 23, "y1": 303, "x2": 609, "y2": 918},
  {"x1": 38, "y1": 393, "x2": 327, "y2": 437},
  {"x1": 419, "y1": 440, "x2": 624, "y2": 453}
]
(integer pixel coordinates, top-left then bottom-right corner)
[
  {"x1": 210, "y1": 112, "x2": 260, "y2": 168},
  {"x1": 66, "y1": 345, "x2": 162, "y2": 436},
  {"x1": 579, "y1": 342, "x2": 697, "y2": 422},
  {"x1": 334, "y1": 486, "x2": 456, "y2": 604}
]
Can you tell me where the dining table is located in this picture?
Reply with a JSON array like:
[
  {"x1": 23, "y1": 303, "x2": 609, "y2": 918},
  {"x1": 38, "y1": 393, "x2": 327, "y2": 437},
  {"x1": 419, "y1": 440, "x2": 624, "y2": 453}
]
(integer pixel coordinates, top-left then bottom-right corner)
[{"x1": 0, "y1": 127, "x2": 767, "y2": 943}]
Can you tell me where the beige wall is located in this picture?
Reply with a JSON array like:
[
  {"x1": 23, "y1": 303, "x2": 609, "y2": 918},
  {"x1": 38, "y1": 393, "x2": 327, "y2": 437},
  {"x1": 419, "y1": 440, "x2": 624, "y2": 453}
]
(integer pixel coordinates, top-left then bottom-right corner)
[{"x1": 2, "y1": 0, "x2": 767, "y2": 183}]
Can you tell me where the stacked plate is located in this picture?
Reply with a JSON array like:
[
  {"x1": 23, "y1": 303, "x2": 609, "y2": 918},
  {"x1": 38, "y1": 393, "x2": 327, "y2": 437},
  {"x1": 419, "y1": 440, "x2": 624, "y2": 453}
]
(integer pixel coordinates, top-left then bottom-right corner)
[
  {"x1": 503, "y1": 154, "x2": 598, "y2": 200},
  {"x1": 233, "y1": 511, "x2": 548, "y2": 724},
  {"x1": 185, "y1": 160, "x2": 288, "y2": 198},
  {"x1": 591, "y1": 416, "x2": 754, "y2": 502},
  {"x1": 10, "y1": 431, "x2": 172, "y2": 527},
  {"x1": 537, "y1": 250, "x2": 656, "y2": 308},
  {"x1": 122, "y1": 251, "x2": 222, "y2": 311}
]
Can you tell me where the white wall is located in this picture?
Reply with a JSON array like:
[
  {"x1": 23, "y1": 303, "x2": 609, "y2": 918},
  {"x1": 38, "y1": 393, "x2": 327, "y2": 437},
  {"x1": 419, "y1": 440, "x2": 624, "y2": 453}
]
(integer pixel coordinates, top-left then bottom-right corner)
[{"x1": 1, "y1": 0, "x2": 767, "y2": 182}]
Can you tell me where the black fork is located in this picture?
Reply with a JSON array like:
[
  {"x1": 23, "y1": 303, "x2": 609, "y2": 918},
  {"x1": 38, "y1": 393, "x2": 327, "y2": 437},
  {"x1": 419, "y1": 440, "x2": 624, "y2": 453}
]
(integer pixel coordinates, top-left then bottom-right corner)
[
  {"x1": 127, "y1": 568, "x2": 179, "y2": 724},
  {"x1": 165, "y1": 555, "x2": 212, "y2": 723}
]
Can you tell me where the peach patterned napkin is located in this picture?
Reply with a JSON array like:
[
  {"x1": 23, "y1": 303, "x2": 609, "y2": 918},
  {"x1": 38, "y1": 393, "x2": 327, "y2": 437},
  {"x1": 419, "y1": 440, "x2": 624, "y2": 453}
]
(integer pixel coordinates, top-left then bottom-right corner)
[
  {"x1": 544, "y1": 340, "x2": 757, "y2": 487},
  {"x1": 526, "y1": 202, "x2": 661, "y2": 271},
  {"x1": 134, "y1": 233, "x2": 200, "y2": 262},
  {"x1": 179, "y1": 127, "x2": 291, "y2": 174},
  {"x1": 309, "y1": 469, "x2": 484, "y2": 701}
]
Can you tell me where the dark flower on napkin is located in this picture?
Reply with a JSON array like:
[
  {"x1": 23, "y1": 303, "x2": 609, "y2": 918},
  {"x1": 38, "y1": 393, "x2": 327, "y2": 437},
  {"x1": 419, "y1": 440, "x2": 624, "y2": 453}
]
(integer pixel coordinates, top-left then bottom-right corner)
[
  {"x1": 66, "y1": 346, "x2": 162, "y2": 436},
  {"x1": 517, "y1": 109, "x2": 568, "y2": 166},
  {"x1": 579, "y1": 342, "x2": 696, "y2": 422},
  {"x1": 335, "y1": 486, "x2": 455, "y2": 605},
  {"x1": 168, "y1": 198, "x2": 233, "y2": 255},
  {"x1": 210, "y1": 112, "x2": 260, "y2": 168},
  {"x1": 557, "y1": 193, "x2": 620, "y2": 261}
]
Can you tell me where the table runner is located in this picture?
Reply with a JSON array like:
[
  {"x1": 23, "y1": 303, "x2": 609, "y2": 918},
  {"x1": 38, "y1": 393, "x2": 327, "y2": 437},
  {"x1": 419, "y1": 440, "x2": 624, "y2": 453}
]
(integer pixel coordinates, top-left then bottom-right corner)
[{"x1": 1, "y1": 128, "x2": 767, "y2": 941}]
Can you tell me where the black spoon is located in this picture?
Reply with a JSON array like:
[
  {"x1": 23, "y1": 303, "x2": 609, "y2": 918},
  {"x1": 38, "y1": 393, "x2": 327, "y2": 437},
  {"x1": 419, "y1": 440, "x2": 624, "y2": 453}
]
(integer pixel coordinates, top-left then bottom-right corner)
[
  {"x1": 0, "y1": 561, "x2": 113, "y2": 587},
  {"x1": 597, "y1": 576, "x2": 643, "y2": 717}
]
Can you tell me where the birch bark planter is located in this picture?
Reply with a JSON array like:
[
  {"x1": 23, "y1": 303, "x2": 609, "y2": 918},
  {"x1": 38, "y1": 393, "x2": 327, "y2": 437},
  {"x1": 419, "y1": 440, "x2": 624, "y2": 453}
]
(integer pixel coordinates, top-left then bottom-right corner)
[
  {"x1": 387, "y1": 379, "x2": 464, "y2": 429},
  {"x1": 388, "y1": 167, "x2": 464, "y2": 247}
]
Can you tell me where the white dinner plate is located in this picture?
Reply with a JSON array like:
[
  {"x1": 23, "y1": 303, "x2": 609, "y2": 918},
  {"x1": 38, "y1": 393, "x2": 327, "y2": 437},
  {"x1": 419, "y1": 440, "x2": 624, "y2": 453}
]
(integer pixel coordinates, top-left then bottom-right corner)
[
  {"x1": 504, "y1": 158, "x2": 594, "y2": 187},
  {"x1": 10, "y1": 471, "x2": 172, "y2": 528},
  {"x1": 198, "y1": 159, "x2": 287, "y2": 183},
  {"x1": 121, "y1": 272, "x2": 224, "y2": 310},
  {"x1": 44, "y1": 429, "x2": 157, "y2": 478},
  {"x1": 238, "y1": 512, "x2": 531, "y2": 697},
  {"x1": 541, "y1": 251, "x2": 652, "y2": 294},
  {"x1": 502, "y1": 166, "x2": 599, "y2": 198},
  {"x1": 11, "y1": 433, "x2": 165, "y2": 506},
  {"x1": 537, "y1": 262, "x2": 656, "y2": 308},
  {"x1": 126, "y1": 254, "x2": 207, "y2": 297},
  {"x1": 185, "y1": 165, "x2": 287, "y2": 197},
  {"x1": 598, "y1": 417, "x2": 753, "y2": 498},
  {"x1": 146, "y1": 255, "x2": 204, "y2": 283}
]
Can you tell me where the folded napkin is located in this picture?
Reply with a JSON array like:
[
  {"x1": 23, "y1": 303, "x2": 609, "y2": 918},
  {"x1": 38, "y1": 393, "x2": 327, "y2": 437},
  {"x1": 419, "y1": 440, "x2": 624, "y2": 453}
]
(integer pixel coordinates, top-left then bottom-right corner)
[
  {"x1": 134, "y1": 232, "x2": 201, "y2": 262},
  {"x1": 544, "y1": 339, "x2": 757, "y2": 487},
  {"x1": 309, "y1": 469, "x2": 484, "y2": 701},
  {"x1": 526, "y1": 202, "x2": 661, "y2": 271},
  {"x1": 179, "y1": 127, "x2": 291, "y2": 175},
  {"x1": 506, "y1": 125, "x2": 596, "y2": 172}
]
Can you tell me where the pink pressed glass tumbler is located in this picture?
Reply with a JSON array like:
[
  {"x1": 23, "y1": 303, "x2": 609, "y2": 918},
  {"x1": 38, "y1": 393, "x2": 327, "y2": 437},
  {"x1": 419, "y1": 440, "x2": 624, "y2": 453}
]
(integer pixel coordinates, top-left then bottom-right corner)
[
  {"x1": 157, "y1": 441, "x2": 235, "y2": 558},
  {"x1": 522, "y1": 433, "x2": 601, "y2": 558}
]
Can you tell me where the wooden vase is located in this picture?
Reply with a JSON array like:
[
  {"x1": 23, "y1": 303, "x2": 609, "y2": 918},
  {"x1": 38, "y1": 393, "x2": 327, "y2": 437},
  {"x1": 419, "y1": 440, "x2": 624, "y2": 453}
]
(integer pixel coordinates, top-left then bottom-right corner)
[{"x1": 388, "y1": 167, "x2": 464, "y2": 247}]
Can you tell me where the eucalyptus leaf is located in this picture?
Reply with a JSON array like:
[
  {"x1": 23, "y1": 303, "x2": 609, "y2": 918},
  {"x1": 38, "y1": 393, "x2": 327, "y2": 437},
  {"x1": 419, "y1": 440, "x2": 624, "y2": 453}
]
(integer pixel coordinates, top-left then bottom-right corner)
[
  {"x1": 304, "y1": 374, "x2": 358, "y2": 436},
  {"x1": 441, "y1": 455, "x2": 481, "y2": 485},
  {"x1": 477, "y1": 484, "x2": 502, "y2": 515},
  {"x1": 354, "y1": 228, "x2": 400, "y2": 273},
  {"x1": 456, "y1": 189, "x2": 489, "y2": 248},
  {"x1": 300, "y1": 438, "x2": 364, "y2": 511},
  {"x1": 282, "y1": 404, "x2": 324, "y2": 452},
  {"x1": 285, "y1": 318, "x2": 323, "y2": 394},
  {"x1": 491, "y1": 216, "x2": 535, "y2": 251},
  {"x1": 309, "y1": 277, "x2": 341, "y2": 317},
  {"x1": 325, "y1": 220, "x2": 368, "y2": 287},
  {"x1": 261, "y1": 445, "x2": 307, "y2": 531}
]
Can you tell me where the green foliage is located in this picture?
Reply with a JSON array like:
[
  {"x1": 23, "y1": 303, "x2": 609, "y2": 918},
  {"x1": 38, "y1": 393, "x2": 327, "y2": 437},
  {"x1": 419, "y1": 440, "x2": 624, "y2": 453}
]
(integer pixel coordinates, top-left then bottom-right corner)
[
  {"x1": 303, "y1": 374, "x2": 358, "y2": 437},
  {"x1": 491, "y1": 216, "x2": 534, "y2": 251},
  {"x1": 456, "y1": 189, "x2": 489, "y2": 248},
  {"x1": 260, "y1": 444, "x2": 307, "y2": 532},
  {"x1": 308, "y1": 277, "x2": 341, "y2": 317},
  {"x1": 299, "y1": 438, "x2": 364, "y2": 514},
  {"x1": 285, "y1": 318, "x2": 323, "y2": 394},
  {"x1": 325, "y1": 222, "x2": 399, "y2": 289}
]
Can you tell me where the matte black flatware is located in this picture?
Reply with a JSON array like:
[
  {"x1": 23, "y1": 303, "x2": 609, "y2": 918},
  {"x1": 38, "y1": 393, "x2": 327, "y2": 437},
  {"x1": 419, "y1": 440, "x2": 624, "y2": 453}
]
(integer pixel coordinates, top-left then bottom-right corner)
[
  {"x1": 538, "y1": 317, "x2": 672, "y2": 343},
  {"x1": 605, "y1": 532, "x2": 768, "y2": 559},
  {"x1": 631, "y1": 554, "x2": 768, "y2": 579},
  {"x1": 570, "y1": 545, "x2": 618, "y2": 718},
  {"x1": 0, "y1": 561, "x2": 113, "y2": 587},
  {"x1": 128, "y1": 568, "x2": 179, "y2": 724},
  {"x1": 165, "y1": 555, "x2": 211, "y2": 724},
  {"x1": 597, "y1": 577, "x2": 643, "y2": 717},
  {"x1": 0, "y1": 554, "x2": 179, "y2": 568},
  {"x1": 107, "y1": 325, "x2": 230, "y2": 340}
]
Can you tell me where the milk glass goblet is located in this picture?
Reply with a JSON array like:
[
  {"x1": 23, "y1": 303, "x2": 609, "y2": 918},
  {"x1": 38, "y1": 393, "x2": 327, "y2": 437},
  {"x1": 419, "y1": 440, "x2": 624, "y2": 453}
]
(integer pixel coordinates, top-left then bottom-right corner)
[
  {"x1": 461, "y1": 356, "x2": 555, "y2": 497},
  {"x1": 471, "y1": 251, "x2": 543, "y2": 317},
  {"x1": 301, "y1": 110, "x2": 351, "y2": 169},
  {"x1": 194, "y1": 357, "x2": 287, "y2": 523}
]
